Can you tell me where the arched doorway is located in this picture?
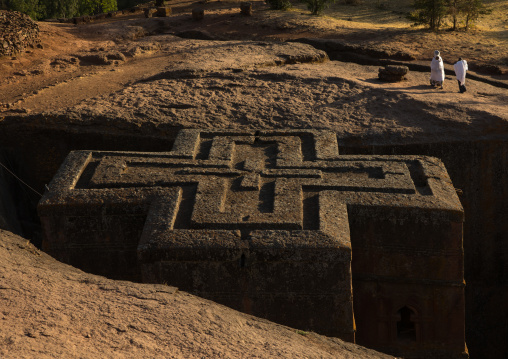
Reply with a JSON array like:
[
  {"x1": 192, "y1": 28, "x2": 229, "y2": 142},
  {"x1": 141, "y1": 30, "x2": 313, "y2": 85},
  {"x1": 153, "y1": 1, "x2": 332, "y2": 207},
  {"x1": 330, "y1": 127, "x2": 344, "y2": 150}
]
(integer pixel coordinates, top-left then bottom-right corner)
[{"x1": 396, "y1": 306, "x2": 417, "y2": 343}]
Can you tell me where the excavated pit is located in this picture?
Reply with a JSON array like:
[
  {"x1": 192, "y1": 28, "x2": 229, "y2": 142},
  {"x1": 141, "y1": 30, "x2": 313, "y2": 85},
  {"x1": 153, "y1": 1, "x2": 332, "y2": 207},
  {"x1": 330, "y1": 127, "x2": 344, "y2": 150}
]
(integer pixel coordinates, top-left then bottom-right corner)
[{"x1": 0, "y1": 123, "x2": 506, "y2": 359}]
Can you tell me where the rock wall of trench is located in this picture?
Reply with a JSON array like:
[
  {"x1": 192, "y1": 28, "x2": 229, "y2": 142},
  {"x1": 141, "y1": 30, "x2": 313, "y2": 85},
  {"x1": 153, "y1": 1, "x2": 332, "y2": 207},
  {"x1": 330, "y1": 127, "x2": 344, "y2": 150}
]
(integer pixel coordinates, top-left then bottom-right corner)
[{"x1": 340, "y1": 140, "x2": 508, "y2": 359}]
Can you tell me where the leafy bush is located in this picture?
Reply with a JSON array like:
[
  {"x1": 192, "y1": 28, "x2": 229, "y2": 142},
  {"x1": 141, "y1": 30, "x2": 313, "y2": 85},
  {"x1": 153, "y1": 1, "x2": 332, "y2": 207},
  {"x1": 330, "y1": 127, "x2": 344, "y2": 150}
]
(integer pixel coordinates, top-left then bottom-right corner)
[
  {"x1": 407, "y1": 0, "x2": 447, "y2": 30},
  {"x1": 300, "y1": 0, "x2": 335, "y2": 15},
  {"x1": 79, "y1": 0, "x2": 117, "y2": 16},
  {"x1": 4, "y1": 0, "x2": 117, "y2": 20},
  {"x1": 462, "y1": 0, "x2": 484, "y2": 30},
  {"x1": 7, "y1": 0, "x2": 46, "y2": 19},
  {"x1": 408, "y1": 0, "x2": 485, "y2": 31}
]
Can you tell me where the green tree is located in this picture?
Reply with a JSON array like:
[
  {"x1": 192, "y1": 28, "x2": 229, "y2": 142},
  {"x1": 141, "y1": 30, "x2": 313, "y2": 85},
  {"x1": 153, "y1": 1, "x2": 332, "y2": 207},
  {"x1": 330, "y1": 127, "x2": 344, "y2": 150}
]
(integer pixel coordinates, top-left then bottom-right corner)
[
  {"x1": 408, "y1": 0, "x2": 447, "y2": 30},
  {"x1": 7, "y1": 0, "x2": 45, "y2": 19},
  {"x1": 447, "y1": 0, "x2": 464, "y2": 30},
  {"x1": 461, "y1": 0, "x2": 483, "y2": 30},
  {"x1": 42, "y1": 0, "x2": 79, "y2": 18},
  {"x1": 300, "y1": 0, "x2": 335, "y2": 15},
  {"x1": 3, "y1": 0, "x2": 117, "y2": 19},
  {"x1": 78, "y1": 0, "x2": 116, "y2": 15}
]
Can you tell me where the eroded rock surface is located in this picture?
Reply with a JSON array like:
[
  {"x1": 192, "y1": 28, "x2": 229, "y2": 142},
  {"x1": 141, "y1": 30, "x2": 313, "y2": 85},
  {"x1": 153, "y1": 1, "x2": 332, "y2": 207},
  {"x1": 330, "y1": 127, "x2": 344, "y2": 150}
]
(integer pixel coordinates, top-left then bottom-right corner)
[{"x1": 0, "y1": 229, "x2": 394, "y2": 359}]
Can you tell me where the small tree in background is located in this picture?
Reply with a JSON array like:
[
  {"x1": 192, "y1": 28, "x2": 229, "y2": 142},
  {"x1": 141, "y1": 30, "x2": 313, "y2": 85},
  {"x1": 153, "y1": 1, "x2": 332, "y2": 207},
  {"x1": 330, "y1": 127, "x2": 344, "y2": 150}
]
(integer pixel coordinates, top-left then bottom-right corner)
[
  {"x1": 300, "y1": 0, "x2": 335, "y2": 15},
  {"x1": 4, "y1": 0, "x2": 117, "y2": 19},
  {"x1": 7, "y1": 0, "x2": 45, "y2": 19},
  {"x1": 43, "y1": 0, "x2": 79, "y2": 19},
  {"x1": 408, "y1": 0, "x2": 447, "y2": 30},
  {"x1": 461, "y1": 0, "x2": 483, "y2": 30},
  {"x1": 78, "y1": 0, "x2": 116, "y2": 15},
  {"x1": 446, "y1": 0, "x2": 463, "y2": 30}
]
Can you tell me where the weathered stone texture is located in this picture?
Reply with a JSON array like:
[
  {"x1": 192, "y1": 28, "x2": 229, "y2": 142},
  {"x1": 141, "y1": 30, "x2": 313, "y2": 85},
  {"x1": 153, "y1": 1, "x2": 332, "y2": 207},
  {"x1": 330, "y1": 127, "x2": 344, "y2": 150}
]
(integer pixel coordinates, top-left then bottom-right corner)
[
  {"x1": 240, "y1": 2, "x2": 253, "y2": 16},
  {"x1": 378, "y1": 65, "x2": 409, "y2": 82},
  {"x1": 156, "y1": 6, "x2": 171, "y2": 17},
  {"x1": 0, "y1": 10, "x2": 41, "y2": 57},
  {"x1": 38, "y1": 129, "x2": 467, "y2": 358},
  {"x1": 338, "y1": 140, "x2": 508, "y2": 359}
]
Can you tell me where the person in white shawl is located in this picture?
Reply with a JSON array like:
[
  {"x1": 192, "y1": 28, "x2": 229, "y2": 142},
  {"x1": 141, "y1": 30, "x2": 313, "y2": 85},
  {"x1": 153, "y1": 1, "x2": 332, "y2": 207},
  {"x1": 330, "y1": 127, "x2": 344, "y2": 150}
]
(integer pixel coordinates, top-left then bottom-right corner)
[
  {"x1": 430, "y1": 50, "x2": 445, "y2": 89},
  {"x1": 453, "y1": 57, "x2": 468, "y2": 93}
]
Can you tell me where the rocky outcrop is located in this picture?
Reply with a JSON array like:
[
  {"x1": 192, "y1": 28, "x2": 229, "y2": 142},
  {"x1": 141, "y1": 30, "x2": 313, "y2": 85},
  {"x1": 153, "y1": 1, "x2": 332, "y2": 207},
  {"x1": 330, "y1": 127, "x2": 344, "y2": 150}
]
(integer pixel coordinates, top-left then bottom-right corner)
[
  {"x1": 0, "y1": 10, "x2": 41, "y2": 57},
  {"x1": 378, "y1": 65, "x2": 408, "y2": 82},
  {"x1": 0, "y1": 228, "x2": 393, "y2": 359},
  {"x1": 78, "y1": 51, "x2": 126, "y2": 66}
]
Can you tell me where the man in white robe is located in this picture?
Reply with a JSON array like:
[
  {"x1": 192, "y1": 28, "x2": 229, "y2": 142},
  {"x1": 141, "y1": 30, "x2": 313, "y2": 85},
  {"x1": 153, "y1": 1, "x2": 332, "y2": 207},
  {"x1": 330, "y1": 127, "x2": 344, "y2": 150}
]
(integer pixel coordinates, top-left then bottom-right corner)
[
  {"x1": 430, "y1": 50, "x2": 445, "y2": 89},
  {"x1": 453, "y1": 57, "x2": 468, "y2": 93}
]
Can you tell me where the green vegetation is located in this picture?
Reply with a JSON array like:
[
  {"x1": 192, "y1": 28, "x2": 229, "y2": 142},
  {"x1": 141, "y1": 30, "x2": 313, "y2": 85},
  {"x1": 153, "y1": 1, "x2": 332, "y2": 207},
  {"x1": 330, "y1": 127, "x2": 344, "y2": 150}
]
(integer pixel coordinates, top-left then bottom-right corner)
[
  {"x1": 5, "y1": 0, "x2": 45, "y2": 19},
  {"x1": 408, "y1": 0, "x2": 485, "y2": 30},
  {"x1": 79, "y1": 0, "x2": 117, "y2": 16},
  {"x1": 462, "y1": 0, "x2": 486, "y2": 29},
  {"x1": 0, "y1": 0, "x2": 148, "y2": 20},
  {"x1": 408, "y1": 0, "x2": 447, "y2": 29},
  {"x1": 299, "y1": 0, "x2": 336, "y2": 14}
]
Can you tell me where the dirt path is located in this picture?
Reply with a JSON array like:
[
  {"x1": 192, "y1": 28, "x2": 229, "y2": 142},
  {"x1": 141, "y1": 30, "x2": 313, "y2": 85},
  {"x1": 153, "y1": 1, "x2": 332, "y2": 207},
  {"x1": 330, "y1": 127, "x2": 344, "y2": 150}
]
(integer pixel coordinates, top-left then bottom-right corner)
[{"x1": 10, "y1": 51, "x2": 183, "y2": 113}]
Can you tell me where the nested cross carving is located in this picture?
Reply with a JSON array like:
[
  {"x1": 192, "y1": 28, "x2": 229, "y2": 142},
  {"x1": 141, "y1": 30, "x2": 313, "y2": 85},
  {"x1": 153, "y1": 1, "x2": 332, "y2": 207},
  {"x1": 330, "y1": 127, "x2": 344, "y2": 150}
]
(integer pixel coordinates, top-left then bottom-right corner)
[{"x1": 73, "y1": 130, "x2": 427, "y2": 236}]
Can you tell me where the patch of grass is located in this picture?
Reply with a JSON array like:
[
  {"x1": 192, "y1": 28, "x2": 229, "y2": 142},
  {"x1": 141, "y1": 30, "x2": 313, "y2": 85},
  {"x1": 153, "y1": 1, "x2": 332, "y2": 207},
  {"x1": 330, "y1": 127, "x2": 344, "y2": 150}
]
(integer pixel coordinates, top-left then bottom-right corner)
[{"x1": 288, "y1": 0, "x2": 508, "y2": 32}]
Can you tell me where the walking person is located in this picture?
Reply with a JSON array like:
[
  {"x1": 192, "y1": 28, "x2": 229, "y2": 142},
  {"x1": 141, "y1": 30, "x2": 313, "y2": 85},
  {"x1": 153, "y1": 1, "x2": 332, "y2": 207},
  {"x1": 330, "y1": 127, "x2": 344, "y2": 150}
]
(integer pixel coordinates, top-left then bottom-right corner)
[
  {"x1": 453, "y1": 57, "x2": 468, "y2": 93},
  {"x1": 430, "y1": 50, "x2": 445, "y2": 89}
]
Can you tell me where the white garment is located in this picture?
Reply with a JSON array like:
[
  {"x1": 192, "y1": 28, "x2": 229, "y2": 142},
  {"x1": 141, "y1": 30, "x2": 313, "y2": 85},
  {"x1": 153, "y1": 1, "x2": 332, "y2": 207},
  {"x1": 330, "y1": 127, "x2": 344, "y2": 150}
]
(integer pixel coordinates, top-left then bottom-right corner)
[
  {"x1": 430, "y1": 56, "x2": 445, "y2": 83},
  {"x1": 454, "y1": 60, "x2": 468, "y2": 85}
]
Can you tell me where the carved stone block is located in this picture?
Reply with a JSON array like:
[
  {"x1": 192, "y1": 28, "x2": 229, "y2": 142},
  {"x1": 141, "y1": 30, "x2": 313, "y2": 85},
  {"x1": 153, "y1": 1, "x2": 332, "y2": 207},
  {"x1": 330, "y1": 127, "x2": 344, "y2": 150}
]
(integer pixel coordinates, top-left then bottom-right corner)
[{"x1": 38, "y1": 129, "x2": 467, "y2": 357}]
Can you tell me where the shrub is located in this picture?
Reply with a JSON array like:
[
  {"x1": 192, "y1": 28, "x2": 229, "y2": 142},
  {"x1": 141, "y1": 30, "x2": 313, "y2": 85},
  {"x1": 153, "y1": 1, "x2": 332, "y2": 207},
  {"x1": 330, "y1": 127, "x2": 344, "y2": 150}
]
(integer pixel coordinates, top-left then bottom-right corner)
[
  {"x1": 300, "y1": 0, "x2": 335, "y2": 15},
  {"x1": 407, "y1": 0, "x2": 447, "y2": 30},
  {"x1": 408, "y1": 0, "x2": 485, "y2": 31},
  {"x1": 7, "y1": 0, "x2": 46, "y2": 19},
  {"x1": 446, "y1": 0, "x2": 462, "y2": 30},
  {"x1": 461, "y1": 0, "x2": 484, "y2": 30},
  {"x1": 4, "y1": 0, "x2": 119, "y2": 19}
]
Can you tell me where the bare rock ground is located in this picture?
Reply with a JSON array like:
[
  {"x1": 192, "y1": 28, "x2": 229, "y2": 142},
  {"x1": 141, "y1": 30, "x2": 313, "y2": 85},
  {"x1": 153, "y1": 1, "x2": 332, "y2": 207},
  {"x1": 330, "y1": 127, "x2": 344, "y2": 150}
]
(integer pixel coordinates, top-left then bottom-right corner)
[
  {"x1": 1, "y1": 16, "x2": 506, "y2": 145},
  {"x1": 49, "y1": 57, "x2": 508, "y2": 144},
  {"x1": 0, "y1": 229, "x2": 394, "y2": 358}
]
